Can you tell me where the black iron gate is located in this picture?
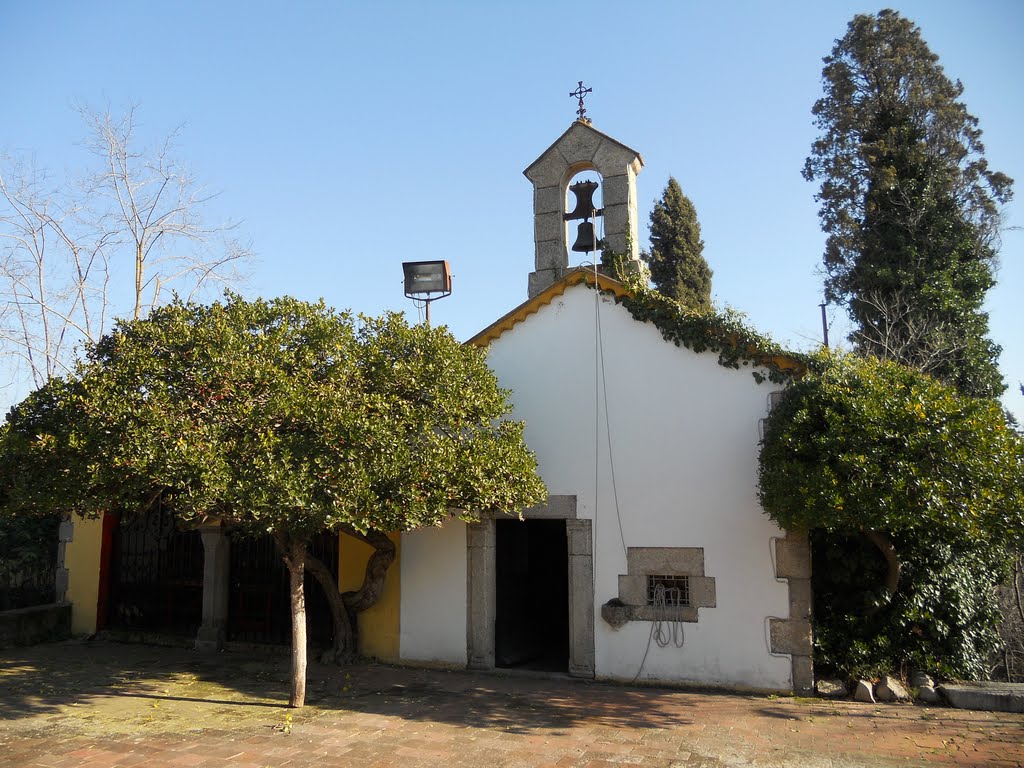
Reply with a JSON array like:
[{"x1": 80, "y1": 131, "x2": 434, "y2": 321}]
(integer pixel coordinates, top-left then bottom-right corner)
[
  {"x1": 109, "y1": 505, "x2": 338, "y2": 647},
  {"x1": 109, "y1": 505, "x2": 203, "y2": 636},
  {"x1": 228, "y1": 531, "x2": 338, "y2": 648}
]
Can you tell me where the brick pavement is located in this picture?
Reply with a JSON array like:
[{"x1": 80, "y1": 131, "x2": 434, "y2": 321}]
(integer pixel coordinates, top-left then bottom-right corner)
[{"x1": 1, "y1": 641, "x2": 1022, "y2": 767}]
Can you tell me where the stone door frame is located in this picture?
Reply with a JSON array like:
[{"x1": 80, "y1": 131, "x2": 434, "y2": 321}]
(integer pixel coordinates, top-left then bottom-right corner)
[{"x1": 466, "y1": 495, "x2": 594, "y2": 678}]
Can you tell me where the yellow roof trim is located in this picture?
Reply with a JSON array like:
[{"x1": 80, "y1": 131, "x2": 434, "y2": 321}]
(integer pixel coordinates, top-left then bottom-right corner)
[
  {"x1": 466, "y1": 269, "x2": 805, "y2": 378},
  {"x1": 467, "y1": 268, "x2": 630, "y2": 347}
]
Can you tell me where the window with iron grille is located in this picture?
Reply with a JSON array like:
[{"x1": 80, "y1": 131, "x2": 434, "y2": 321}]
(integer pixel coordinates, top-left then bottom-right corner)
[
  {"x1": 604, "y1": 548, "x2": 714, "y2": 627},
  {"x1": 647, "y1": 574, "x2": 690, "y2": 607}
]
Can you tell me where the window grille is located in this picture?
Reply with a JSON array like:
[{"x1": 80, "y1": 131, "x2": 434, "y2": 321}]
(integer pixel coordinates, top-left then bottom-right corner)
[{"x1": 647, "y1": 574, "x2": 690, "y2": 607}]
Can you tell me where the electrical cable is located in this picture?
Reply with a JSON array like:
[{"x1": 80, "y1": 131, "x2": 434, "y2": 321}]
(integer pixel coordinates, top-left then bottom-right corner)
[
  {"x1": 653, "y1": 583, "x2": 686, "y2": 648},
  {"x1": 632, "y1": 583, "x2": 686, "y2": 682},
  {"x1": 590, "y1": 212, "x2": 628, "y2": 563},
  {"x1": 592, "y1": 214, "x2": 601, "y2": 610},
  {"x1": 632, "y1": 606, "x2": 658, "y2": 684},
  {"x1": 579, "y1": 196, "x2": 687, "y2": 683}
]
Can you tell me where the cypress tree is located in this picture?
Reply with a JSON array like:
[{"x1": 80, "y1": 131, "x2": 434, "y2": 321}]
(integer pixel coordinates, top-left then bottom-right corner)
[{"x1": 646, "y1": 177, "x2": 713, "y2": 312}]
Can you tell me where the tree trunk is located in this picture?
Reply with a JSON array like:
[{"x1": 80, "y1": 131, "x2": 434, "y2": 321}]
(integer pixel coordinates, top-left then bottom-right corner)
[
  {"x1": 863, "y1": 529, "x2": 901, "y2": 615},
  {"x1": 303, "y1": 525, "x2": 396, "y2": 664},
  {"x1": 304, "y1": 548, "x2": 357, "y2": 664},
  {"x1": 134, "y1": 241, "x2": 144, "y2": 320},
  {"x1": 276, "y1": 532, "x2": 307, "y2": 708},
  {"x1": 339, "y1": 525, "x2": 397, "y2": 614}
]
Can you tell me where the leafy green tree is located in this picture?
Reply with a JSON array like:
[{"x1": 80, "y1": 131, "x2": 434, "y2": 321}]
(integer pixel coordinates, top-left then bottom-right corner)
[
  {"x1": 0, "y1": 294, "x2": 547, "y2": 706},
  {"x1": 803, "y1": 10, "x2": 1013, "y2": 398},
  {"x1": 644, "y1": 177, "x2": 712, "y2": 312},
  {"x1": 0, "y1": 498, "x2": 58, "y2": 610},
  {"x1": 759, "y1": 352, "x2": 1024, "y2": 677},
  {"x1": 810, "y1": 526, "x2": 1007, "y2": 680}
]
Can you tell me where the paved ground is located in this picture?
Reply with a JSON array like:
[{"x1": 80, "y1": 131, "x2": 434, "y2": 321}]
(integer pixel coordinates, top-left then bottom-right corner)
[{"x1": 1, "y1": 640, "x2": 1022, "y2": 767}]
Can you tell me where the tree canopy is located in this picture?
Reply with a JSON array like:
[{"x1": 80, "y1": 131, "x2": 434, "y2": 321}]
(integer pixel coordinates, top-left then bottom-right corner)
[
  {"x1": 644, "y1": 177, "x2": 712, "y2": 312},
  {"x1": 803, "y1": 10, "x2": 1013, "y2": 398},
  {"x1": 0, "y1": 294, "x2": 547, "y2": 705},
  {"x1": 759, "y1": 353, "x2": 1024, "y2": 677},
  {"x1": 759, "y1": 353, "x2": 1023, "y2": 545}
]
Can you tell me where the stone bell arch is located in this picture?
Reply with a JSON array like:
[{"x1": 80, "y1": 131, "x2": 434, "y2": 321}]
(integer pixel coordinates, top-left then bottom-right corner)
[{"x1": 523, "y1": 120, "x2": 644, "y2": 298}]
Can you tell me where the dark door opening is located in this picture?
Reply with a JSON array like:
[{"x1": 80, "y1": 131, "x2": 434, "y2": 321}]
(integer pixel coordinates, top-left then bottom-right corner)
[{"x1": 495, "y1": 519, "x2": 569, "y2": 672}]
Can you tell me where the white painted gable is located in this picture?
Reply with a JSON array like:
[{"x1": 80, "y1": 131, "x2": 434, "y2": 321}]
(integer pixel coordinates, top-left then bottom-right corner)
[{"x1": 483, "y1": 280, "x2": 793, "y2": 689}]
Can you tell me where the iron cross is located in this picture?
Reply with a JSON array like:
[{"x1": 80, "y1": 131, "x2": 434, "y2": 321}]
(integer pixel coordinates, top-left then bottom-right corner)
[{"x1": 570, "y1": 81, "x2": 592, "y2": 122}]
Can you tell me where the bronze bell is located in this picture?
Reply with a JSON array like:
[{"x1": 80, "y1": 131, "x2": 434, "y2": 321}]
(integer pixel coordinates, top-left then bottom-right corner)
[
  {"x1": 572, "y1": 221, "x2": 597, "y2": 253},
  {"x1": 564, "y1": 180, "x2": 600, "y2": 221}
]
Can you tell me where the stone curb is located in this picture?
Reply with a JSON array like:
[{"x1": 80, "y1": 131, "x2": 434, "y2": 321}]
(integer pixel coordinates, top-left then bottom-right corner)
[{"x1": 940, "y1": 682, "x2": 1024, "y2": 714}]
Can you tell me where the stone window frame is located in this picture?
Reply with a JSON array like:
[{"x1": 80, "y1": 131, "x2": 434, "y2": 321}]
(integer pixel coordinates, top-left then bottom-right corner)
[{"x1": 602, "y1": 547, "x2": 716, "y2": 628}]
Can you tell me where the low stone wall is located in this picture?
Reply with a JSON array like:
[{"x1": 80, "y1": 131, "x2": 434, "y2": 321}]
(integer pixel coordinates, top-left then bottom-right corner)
[{"x1": 0, "y1": 602, "x2": 72, "y2": 648}]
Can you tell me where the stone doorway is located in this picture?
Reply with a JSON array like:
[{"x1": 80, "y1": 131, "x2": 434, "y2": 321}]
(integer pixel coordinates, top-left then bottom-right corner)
[{"x1": 467, "y1": 495, "x2": 594, "y2": 678}]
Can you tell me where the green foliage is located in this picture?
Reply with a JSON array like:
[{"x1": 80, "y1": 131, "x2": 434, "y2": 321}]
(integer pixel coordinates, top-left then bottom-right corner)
[
  {"x1": 760, "y1": 352, "x2": 1024, "y2": 678},
  {"x1": 759, "y1": 352, "x2": 1024, "y2": 544},
  {"x1": 0, "y1": 502, "x2": 58, "y2": 610},
  {"x1": 812, "y1": 529, "x2": 1007, "y2": 680},
  {"x1": 644, "y1": 177, "x2": 713, "y2": 312},
  {"x1": 992, "y1": 553, "x2": 1024, "y2": 682},
  {"x1": 804, "y1": 10, "x2": 1013, "y2": 398},
  {"x1": 611, "y1": 285, "x2": 807, "y2": 385},
  {"x1": 0, "y1": 379, "x2": 103, "y2": 521},
  {"x1": 0, "y1": 293, "x2": 547, "y2": 537},
  {"x1": 0, "y1": 418, "x2": 61, "y2": 610},
  {"x1": 2, "y1": 292, "x2": 548, "y2": 700},
  {"x1": 599, "y1": 248, "x2": 642, "y2": 287}
]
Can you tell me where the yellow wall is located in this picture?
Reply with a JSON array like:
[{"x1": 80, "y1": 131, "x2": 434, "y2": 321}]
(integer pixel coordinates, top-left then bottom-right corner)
[
  {"x1": 338, "y1": 532, "x2": 401, "y2": 660},
  {"x1": 64, "y1": 515, "x2": 105, "y2": 635}
]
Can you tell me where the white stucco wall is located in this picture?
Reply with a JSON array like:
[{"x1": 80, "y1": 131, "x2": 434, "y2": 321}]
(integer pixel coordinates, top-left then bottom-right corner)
[
  {"x1": 484, "y1": 284, "x2": 793, "y2": 690},
  {"x1": 399, "y1": 521, "x2": 467, "y2": 665}
]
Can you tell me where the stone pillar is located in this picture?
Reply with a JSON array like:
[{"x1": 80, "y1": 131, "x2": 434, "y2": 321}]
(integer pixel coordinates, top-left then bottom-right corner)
[
  {"x1": 566, "y1": 518, "x2": 595, "y2": 679},
  {"x1": 770, "y1": 530, "x2": 814, "y2": 696},
  {"x1": 466, "y1": 520, "x2": 495, "y2": 670},
  {"x1": 195, "y1": 523, "x2": 231, "y2": 652},
  {"x1": 55, "y1": 516, "x2": 74, "y2": 603}
]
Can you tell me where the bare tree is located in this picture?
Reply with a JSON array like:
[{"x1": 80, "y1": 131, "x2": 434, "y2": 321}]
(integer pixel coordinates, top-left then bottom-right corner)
[
  {"x1": 0, "y1": 105, "x2": 250, "y2": 393},
  {"x1": 991, "y1": 553, "x2": 1024, "y2": 682},
  {"x1": 850, "y1": 287, "x2": 967, "y2": 376}
]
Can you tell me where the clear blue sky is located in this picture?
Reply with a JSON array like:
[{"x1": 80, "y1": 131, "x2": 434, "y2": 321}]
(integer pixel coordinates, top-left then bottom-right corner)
[{"x1": 2, "y1": 1, "x2": 1022, "y2": 420}]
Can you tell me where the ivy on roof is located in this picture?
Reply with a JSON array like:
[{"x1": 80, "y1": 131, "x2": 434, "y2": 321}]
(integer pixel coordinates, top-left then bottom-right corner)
[{"x1": 593, "y1": 278, "x2": 811, "y2": 385}]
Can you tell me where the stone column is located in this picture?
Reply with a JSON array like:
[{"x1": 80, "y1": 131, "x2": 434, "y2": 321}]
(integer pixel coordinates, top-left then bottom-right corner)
[
  {"x1": 770, "y1": 530, "x2": 814, "y2": 696},
  {"x1": 566, "y1": 518, "x2": 595, "y2": 679},
  {"x1": 195, "y1": 522, "x2": 231, "y2": 652},
  {"x1": 55, "y1": 516, "x2": 74, "y2": 603},
  {"x1": 466, "y1": 520, "x2": 495, "y2": 670}
]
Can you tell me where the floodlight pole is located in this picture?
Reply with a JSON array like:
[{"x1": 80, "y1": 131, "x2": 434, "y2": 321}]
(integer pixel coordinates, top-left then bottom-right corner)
[{"x1": 402, "y1": 260, "x2": 452, "y2": 327}]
